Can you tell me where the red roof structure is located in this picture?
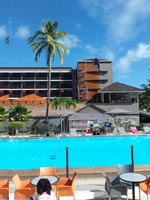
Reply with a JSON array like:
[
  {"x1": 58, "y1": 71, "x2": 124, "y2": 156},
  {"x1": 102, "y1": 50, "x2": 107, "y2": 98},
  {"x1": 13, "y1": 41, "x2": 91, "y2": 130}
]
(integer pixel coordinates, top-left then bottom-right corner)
[
  {"x1": 0, "y1": 94, "x2": 9, "y2": 105},
  {"x1": 12, "y1": 93, "x2": 47, "y2": 105}
]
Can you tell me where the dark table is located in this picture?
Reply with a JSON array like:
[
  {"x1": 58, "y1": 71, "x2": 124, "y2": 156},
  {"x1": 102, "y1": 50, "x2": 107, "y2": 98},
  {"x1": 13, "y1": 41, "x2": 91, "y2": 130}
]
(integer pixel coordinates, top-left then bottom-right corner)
[
  {"x1": 30, "y1": 175, "x2": 59, "y2": 186},
  {"x1": 120, "y1": 172, "x2": 147, "y2": 200}
]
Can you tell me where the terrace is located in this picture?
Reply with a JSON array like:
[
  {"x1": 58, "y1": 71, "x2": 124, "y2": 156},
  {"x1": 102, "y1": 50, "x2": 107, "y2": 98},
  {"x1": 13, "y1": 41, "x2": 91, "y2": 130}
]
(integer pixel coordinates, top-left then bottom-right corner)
[{"x1": 7, "y1": 165, "x2": 150, "y2": 200}]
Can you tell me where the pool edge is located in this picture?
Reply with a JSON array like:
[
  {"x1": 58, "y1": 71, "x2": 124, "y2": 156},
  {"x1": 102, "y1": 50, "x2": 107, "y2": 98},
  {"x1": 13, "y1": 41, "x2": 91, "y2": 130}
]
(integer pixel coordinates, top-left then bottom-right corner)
[{"x1": 1, "y1": 165, "x2": 150, "y2": 180}]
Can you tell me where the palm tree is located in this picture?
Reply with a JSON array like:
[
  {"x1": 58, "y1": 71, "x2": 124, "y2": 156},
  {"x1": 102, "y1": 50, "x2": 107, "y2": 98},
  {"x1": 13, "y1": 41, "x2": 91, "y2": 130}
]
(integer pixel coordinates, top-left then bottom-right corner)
[
  {"x1": 52, "y1": 97, "x2": 77, "y2": 132},
  {"x1": 52, "y1": 97, "x2": 77, "y2": 110},
  {"x1": 64, "y1": 98, "x2": 77, "y2": 110},
  {"x1": 52, "y1": 97, "x2": 61, "y2": 110},
  {"x1": 28, "y1": 20, "x2": 68, "y2": 122},
  {"x1": 139, "y1": 79, "x2": 150, "y2": 112},
  {"x1": 9, "y1": 104, "x2": 32, "y2": 135},
  {"x1": 0, "y1": 106, "x2": 8, "y2": 133},
  {"x1": 0, "y1": 106, "x2": 8, "y2": 121},
  {"x1": 9, "y1": 104, "x2": 32, "y2": 121}
]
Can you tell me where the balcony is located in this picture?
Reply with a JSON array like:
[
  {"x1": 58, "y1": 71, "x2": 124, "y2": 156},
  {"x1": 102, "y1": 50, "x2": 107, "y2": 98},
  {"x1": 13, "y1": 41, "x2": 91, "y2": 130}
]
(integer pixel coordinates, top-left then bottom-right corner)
[
  {"x1": 9, "y1": 76, "x2": 21, "y2": 80},
  {"x1": 0, "y1": 76, "x2": 9, "y2": 80},
  {"x1": 22, "y1": 77, "x2": 34, "y2": 80},
  {"x1": 36, "y1": 76, "x2": 47, "y2": 80}
]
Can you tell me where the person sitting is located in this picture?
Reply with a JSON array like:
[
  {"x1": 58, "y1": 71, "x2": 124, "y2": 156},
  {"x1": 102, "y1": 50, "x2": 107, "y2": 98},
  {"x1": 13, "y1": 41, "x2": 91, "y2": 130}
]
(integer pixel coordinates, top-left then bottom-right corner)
[
  {"x1": 54, "y1": 127, "x2": 60, "y2": 135},
  {"x1": 99, "y1": 126, "x2": 105, "y2": 134},
  {"x1": 32, "y1": 178, "x2": 54, "y2": 200}
]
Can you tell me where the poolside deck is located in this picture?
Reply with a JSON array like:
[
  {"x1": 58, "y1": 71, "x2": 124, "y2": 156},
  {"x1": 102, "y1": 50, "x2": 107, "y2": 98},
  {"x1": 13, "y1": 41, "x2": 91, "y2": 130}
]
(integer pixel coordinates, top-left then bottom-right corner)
[
  {"x1": 9, "y1": 175, "x2": 149, "y2": 200},
  {"x1": 0, "y1": 164, "x2": 149, "y2": 199}
]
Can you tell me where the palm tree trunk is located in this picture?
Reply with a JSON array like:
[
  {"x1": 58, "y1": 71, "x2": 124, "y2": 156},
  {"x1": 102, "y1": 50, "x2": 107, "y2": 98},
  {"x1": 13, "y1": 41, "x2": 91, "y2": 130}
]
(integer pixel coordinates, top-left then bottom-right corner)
[
  {"x1": 60, "y1": 114, "x2": 62, "y2": 133},
  {"x1": 46, "y1": 58, "x2": 52, "y2": 122}
]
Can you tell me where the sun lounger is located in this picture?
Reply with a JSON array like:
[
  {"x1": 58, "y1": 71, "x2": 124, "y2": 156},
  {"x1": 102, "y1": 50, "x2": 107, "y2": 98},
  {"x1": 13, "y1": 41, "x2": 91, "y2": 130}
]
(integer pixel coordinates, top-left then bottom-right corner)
[
  {"x1": 117, "y1": 127, "x2": 126, "y2": 134},
  {"x1": 112, "y1": 127, "x2": 118, "y2": 134},
  {"x1": 143, "y1": 126, "x2": 150, "y2": 134},
  {"x1": 130, "y1": 127, "x2": 138, "y2": 134},
  {"x1": 70, "y1": 128, "x2": 78, "y2": 136}
]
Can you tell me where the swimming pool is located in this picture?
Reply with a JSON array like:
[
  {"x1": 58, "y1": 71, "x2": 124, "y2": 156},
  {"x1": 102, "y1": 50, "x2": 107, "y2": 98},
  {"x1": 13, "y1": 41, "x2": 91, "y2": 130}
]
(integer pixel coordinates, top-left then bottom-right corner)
[{"x1": 0, "y1": 135, "x2": 149, "y2": 170}]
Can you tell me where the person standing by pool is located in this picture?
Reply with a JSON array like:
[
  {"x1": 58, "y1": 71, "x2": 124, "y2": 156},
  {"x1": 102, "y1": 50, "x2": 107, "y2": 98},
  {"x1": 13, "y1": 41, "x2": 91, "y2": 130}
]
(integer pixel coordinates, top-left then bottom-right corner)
[{"x1": 31, "y1": 178, "x2": 55, "y2": 200}]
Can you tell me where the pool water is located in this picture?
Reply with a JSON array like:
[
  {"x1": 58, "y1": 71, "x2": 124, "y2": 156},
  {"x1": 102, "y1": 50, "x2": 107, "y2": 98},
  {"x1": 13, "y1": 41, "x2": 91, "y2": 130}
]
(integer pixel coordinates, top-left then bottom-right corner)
[{"x1": 0, "y1": 135, "x2": 149, "y2": 170}]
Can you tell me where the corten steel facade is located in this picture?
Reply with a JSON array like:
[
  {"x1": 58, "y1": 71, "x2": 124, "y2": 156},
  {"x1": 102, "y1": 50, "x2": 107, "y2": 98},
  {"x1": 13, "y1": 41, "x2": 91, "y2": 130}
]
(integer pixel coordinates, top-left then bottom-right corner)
[
  {"x1": 0, "y1": 67, "x2": 76, "y2": 101},
  {"x1": 77, "y1": 59, "x2": 112, "y2": 102}
]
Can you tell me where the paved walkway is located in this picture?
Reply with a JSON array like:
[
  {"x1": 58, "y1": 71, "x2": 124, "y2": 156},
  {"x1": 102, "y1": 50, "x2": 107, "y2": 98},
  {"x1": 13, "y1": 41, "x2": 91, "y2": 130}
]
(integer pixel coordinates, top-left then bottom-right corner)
[{"x1": 9, "y1": 177, "x2": 147, "y2": 200}]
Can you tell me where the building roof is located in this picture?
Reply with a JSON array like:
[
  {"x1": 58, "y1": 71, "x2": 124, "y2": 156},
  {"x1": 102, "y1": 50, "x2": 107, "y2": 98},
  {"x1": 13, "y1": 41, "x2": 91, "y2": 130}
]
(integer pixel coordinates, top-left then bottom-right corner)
[
  {"x1": 76, "y1": 104, "x2": 105, "y2": 114},
  {"x1": 0, "y1": 67, "x2": 73, "y2": 73},
  {"x1": 69, "y1": 113, "x2": 112, "y2": 120},
  {"x1": 98, "y1": 82, "x2": 144, "y2": 93},
  {"x1": 89, "y1": 103, "x2": 139, "y2": 115},
  {"x1": 0, "y1": 94, "x2": 9, "y2": 105},
  {"x1": 12, "y1": 93, "x2": 47, "y2": 105},
  {"x1": 69, "y1": 104, "x2": 112, "y2": 120},
  {"x1": 140, "y1": 110, "x2": 150, "y2": 117},
  {"x1": 78, "y1": 58, "x2": 112, "y2": 63},
  {"x1": 0, "y1": 94, "x2": 9, "y2": 101},
  {"x1": 0, "y1": 66, "x2": 72, "y2": 70}
]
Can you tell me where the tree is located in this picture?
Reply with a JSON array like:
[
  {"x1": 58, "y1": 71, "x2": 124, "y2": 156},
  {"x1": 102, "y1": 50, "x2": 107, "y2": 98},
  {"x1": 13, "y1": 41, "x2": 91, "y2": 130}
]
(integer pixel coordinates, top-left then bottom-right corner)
[
  {"x1": 9, "y1": 104, "x2": 32, "y2": 135},
  {"x1": 28, "y1": 19, "x2": 68, "y2": 122},
  {"x1": 52, "y1": 97, "x2": 63, "y2": 110},
  {"x1": 0, "y1": 106, "x2": 8, "y2": 121},
  {"x1": 64, "y1": 98, "x2": 77, "y2": 110},
  {"x1": 139, "y1": 79, "x2": 150, "y2": 112},
  {"x1": 52, "y1": 97, "x2": 77, "y2": 110},
  {"x1": 52, "y1": 97, "x2": 77, "y2": 132},
  {"x1": 0, "y1": 106, "x2": 8, "y2": 131},
  {"x1": 9, "y1": 104, "x2": 32, "y2": 121}
]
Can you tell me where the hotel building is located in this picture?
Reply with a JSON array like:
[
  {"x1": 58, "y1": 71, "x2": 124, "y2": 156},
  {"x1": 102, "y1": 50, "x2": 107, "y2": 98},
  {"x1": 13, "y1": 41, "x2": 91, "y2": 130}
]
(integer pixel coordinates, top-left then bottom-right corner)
[
  {"x1": 0, "y1": 67, "x2": 76, "y2": 101},
  {"x1": 77, "y1": 58, "x2": 112, "y2": 102},
  {"x1": 0, "y1": 58, "x2": 112, "y2": 103}
]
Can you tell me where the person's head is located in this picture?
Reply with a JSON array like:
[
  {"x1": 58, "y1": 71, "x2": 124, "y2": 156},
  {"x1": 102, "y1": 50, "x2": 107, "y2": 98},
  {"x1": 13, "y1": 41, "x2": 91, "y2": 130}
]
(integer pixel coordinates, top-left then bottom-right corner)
[{"x1": 37, "y1": 178, "x2": 52, "y2": 195}]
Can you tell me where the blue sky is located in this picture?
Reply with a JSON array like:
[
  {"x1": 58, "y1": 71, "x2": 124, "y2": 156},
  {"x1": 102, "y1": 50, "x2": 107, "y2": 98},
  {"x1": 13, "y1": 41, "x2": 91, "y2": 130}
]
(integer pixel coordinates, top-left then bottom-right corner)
[{"x1": 0, "y1": 0, "x2": 150, "y2": 88}]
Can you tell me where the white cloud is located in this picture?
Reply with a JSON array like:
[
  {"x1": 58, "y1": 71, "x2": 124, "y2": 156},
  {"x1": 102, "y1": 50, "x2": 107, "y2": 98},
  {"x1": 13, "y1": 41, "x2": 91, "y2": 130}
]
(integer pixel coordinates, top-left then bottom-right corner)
[
  {"x1": 79, "y1": 0, "x2": 150, "y2": 42},
  {"x1": 116, "y1": 42, "x2": 150, "y2": 73},
  {"x1": 108, "y1": 0, "x2": 150, "y2": 41},
  {"x1": 105, "y1": 51, "x2": 115, "y2": 61},
  {"x1": 85, "y1": 44, "x2": 98, "y2": 54},
  {"x1": 60, "y1": 34, "x2": 80, "y2": 49},
  {"x1": 79, "y1": 0, "x2": 105, "y2": 17},
  {"x1": 85, "y1": 44, "x2": 115, "y2": 61},
  {"x1": 15, "y1": 25, "x2": 30, "y2": 39},
  {"x1": 0, "y1": 26, "x2": 7, "y2": 38}
]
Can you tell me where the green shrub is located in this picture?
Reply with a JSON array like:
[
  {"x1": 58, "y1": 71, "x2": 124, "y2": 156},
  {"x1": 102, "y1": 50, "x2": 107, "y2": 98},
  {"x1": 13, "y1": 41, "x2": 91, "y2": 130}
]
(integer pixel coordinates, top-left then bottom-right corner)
[
  {"x1": 0, "y1": 122, "x2": 2, "y2": 128},
  {"x1": 8, "y1": 121, "x2": 25, "y2": 129}
]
